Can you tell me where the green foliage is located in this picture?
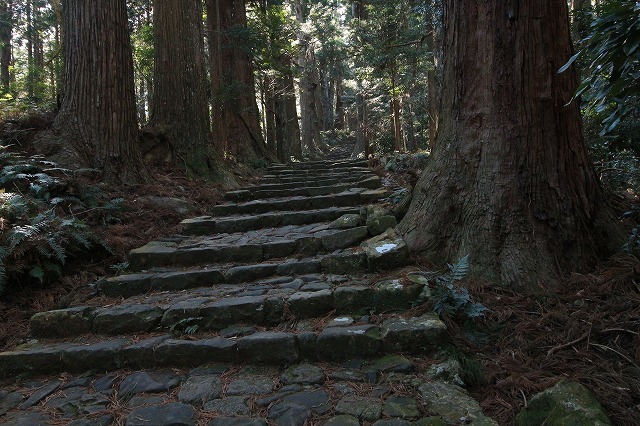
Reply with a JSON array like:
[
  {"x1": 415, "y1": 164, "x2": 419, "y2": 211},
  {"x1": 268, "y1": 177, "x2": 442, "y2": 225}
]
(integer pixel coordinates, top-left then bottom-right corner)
[
  {"x1": 584, "y1": 115, "x2": 640, "y2": 192},
  {"x1": 567, "y1": 0, "x2": 640, "y2": 135},
  {"x1": 169, "y1": 317, "x2": 202, "y2": 336},
  {"x1": 418, "y1": 255, "x2": 488, "y2": 319},
  {"x1": 109, "y1": 261, "x2": 130, "y2": 276},
  {"x1": 348, "y1": 0, "x2": 437, "y2": 153},
  {"x1": 0, "y1": 146, "x2": 117, "y2": 295}
]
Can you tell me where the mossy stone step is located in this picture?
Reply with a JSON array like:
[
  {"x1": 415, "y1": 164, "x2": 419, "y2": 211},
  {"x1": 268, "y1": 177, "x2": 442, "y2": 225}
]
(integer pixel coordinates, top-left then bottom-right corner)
[
  {"x1": 267, "y1": 159, "x2": 368, "y2": 171},
  {"x1": 128, "y1": 226, "x2": 371, "y2": 270},
  {"x1": 245, "y1": 176, "x2": 374, "y2": 192},
  {"x1": 210, "y1": 189, "x2": 388, "y2": 217},
  {"x1": 34, "y1": 278, "x2": 425, "y2": 337},
  {"x1": 262, "y1": 167, "x2": 370, "y2": 177},
  {"x1": 224, "y1": 176, "x2": 381, "y2": 202},
  {"x1": 181, "y1": 206, "x2": 361, "y2": 235},
  {"x1": 260, "y1": 170, "x2": 373, "y2": 184},
  {"x1": 1, "y1": 314, "x2": 446, "y2": 377}
]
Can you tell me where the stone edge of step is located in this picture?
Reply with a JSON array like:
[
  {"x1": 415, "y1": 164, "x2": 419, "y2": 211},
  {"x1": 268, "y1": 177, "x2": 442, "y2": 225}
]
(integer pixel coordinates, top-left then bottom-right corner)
[
  {"x1": 32, "y1": 276, "x2": 424, "y2": 338},
  {"x1": 0, "y1": 314, "x2": 447, "y2": 378}
]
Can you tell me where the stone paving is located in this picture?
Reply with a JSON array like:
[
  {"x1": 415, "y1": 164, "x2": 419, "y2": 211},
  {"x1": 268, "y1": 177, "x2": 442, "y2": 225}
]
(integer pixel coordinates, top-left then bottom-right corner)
[{"x1": 0, "y1": 149, "x2": 498, "y2": 425}]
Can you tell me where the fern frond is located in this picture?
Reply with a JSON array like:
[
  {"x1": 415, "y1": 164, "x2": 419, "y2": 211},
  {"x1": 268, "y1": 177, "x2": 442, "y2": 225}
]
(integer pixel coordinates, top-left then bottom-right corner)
[
  {"x1": 448, "y1": 254, "x2": 470, "y2": 282},
  {"x1": 7, "y1": 224, "x2": 40, "y2": 249},
  {"x1": 46, "y1": 238, "x2": 66, "y2": 263}
]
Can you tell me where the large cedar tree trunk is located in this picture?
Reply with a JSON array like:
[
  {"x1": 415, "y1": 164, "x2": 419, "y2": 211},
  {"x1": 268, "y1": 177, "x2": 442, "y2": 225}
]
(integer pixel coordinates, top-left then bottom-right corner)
[
  {"x1": 206, "y1": 0, "x2": 272, "y2": 161},
  {"x1": 50, "y1": 0, "x2": 146, "y2": 183},
  {"x1": 398, "y1": 0, "x2": 622, "y2": 287},
  {"x1": 149, "y1": 0, "x2": 214, "y2": 178}
]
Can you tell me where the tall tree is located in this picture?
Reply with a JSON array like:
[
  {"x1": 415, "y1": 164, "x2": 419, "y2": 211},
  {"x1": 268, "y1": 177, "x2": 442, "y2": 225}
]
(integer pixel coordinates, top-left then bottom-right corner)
[
  {"x1": 250, "y1": 0, "x2": 301, "y2": 162},
  {"x1": 206, "y1": 0, "x2": 272, "y2": 162},
  {"x1": 425, "y1": 0, "x2": 440, "y2": 149},
  {"x1": 0, "y1": 0, "x2": 12, "y2": 92},
  {"x1": 149, "y1": 0, "x2": 214, "y2": 177},
  {"x1": 398, "y1": 0, "x2": 622, "y2": 287},
  {"x1": 48, "y1": 0, "x2": 146, "y2": 183},
  {"x1": 294, "y1": 0, "x2": 329, "y2": 158}
]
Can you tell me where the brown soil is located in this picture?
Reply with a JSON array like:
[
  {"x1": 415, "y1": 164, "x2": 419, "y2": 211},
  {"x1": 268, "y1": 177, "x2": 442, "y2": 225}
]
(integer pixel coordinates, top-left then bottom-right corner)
[{"x1": 428, "y1": 255, "x2": 640, "y2": 426}]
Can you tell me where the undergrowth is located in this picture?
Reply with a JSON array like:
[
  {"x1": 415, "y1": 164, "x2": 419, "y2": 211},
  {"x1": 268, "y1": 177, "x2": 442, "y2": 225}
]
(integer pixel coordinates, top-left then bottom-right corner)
[
  {"x1": 0, "y1": 145, "x2": 120, "y2": 295},
  {"x1": 416, "y1": 255, "x2": 488, "y2": 320}
]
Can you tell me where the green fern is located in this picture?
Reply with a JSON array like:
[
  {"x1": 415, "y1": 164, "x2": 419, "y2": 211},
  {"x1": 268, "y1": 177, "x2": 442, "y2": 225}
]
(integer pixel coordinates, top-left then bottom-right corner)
[
  {"x1": 446, "y1": 254, "x2": 470, "y2": 282},
  {"x1": 420, "y1": 255, "x2": 488, "y2": 319},
  {"x1": 0, "y1": 146, "x2": 117, "y2": 294}
]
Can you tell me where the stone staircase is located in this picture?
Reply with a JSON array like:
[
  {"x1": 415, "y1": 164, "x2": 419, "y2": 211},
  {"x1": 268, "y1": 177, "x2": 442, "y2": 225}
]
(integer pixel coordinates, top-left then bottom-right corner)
[{"x1": 0, "y1": 156, "x2": 497, "y2": 426}]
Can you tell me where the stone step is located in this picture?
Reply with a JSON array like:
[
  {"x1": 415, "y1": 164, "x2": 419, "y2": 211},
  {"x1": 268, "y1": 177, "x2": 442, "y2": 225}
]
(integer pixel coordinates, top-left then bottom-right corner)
[
  {"x1": 268, "y1": 159, "x2": 368, "y2": 170},
  {"x1": 182, "y1": 206, "x2": 361, "y2": 235},
  {"x1": 245, "y1": 175, "x2": 378, "y2": 192},
  {"x1": 128, "y1": 224, "x2": 377, "y2": 271},
  {"x1": 1, "y1": 313, "x2": 447, "y2": 378},
  {"x1": 33, "y1": 274, "x2": 425, "y2": 338},
  {"x1": 224, "y1": 176, "x2": 382, "y2": 202},
  {"x1": 99, "y1": 235, "x2": 409, "y2": 297},
  {"x1": 260, "y1": 170, "x2": 373, "y2": 184},
  {"x1": 210, "y1": 189, "x2": 388, "y2": 217},
  {"x1": 0, "y1": 355, "x2": 497, "y2": 426},
  {"x1": 263, "y1": 167, "x2": 371, "y2": 177}
]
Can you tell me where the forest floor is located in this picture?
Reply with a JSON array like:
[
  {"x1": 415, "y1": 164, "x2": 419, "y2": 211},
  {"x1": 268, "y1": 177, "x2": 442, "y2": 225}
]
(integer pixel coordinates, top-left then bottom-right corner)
[{"x1": 0, "y1": 118, "x2": 639, "y2": 424}]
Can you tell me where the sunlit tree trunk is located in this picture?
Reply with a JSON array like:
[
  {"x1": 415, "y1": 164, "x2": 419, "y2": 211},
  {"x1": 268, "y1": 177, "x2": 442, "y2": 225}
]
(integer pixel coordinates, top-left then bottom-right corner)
[
  {"x1": 399, "y1": 0, "x2": 622, "y2": 288},
  {"x1": 51, "y1": 0, "x2": 147, "y2": 183}
]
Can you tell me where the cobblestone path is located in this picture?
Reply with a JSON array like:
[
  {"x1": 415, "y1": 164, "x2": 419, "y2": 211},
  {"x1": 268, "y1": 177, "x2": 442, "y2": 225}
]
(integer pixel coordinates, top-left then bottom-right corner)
[{"x1": 0, "y1": 150, "x2": 497, "y2": 425}]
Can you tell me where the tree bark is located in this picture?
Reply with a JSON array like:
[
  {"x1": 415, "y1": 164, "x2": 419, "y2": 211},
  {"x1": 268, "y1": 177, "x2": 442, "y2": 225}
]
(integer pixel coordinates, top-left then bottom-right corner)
[
  {"x1": 425, "y1": 1, "x2": 439, "y2": 149},
  {"x1": 149, "y1": 0, "x2": 214, "y2": 178},
  {"x1": 334, "y1": 77, "x2": 345, "y2": 130},
  {"x1": 280, "y1": 55, "x2": 302, "y2": 161},
  {"x1": 50, "y1": 0, "x2": 146, "y2": 183},
  {"x1": 398, "y1": 0, "x2": 622, "y2": 288},
  {"x1": 206, "y1": 0, "x2": 272, "y2": 162},
  {"x1": 264, "y1": 74, "x2": 278, "y2": 156},
  {"x1": 0, "y1": 0, "x2": 12, "y2": 92},
  {"x1": 294, "y1": 0, "x2": 328, "y2": 158}
]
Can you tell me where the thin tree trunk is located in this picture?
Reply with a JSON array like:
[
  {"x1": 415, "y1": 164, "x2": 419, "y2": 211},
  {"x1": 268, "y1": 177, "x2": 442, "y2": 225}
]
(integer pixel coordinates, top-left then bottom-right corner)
[
  {"x1": 334, "y1": 77, "x2": 344, "y2": 130},
  {"x1": 264, "y1": 74, "x2": 278, "y2": 157},
  {"x1": 390, "y1": 71, "x2": 404, "y2": 152},
  {"x1": 280, "y1": 55, "x2": 301, "y2": 161},
  {"x1": 398, "y1": 0, "x2": 622, "y2": 288}
]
